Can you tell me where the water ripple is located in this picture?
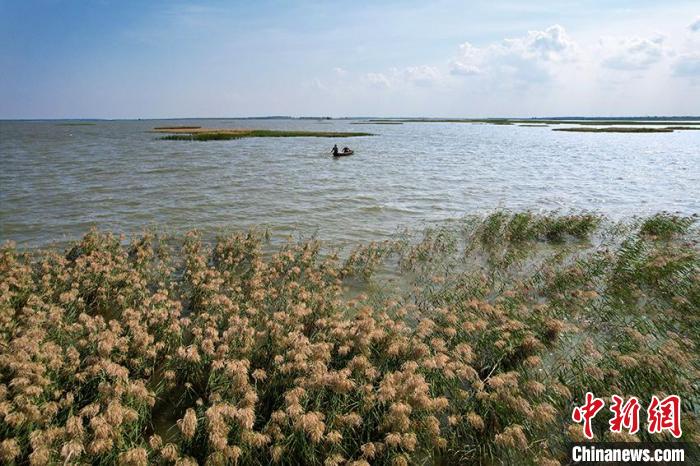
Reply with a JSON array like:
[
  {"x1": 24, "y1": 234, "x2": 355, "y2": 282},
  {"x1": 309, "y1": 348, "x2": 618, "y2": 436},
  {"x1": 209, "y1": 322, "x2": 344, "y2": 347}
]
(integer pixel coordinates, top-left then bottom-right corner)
[{"x1": 1, "y1": 119, "x2": 698, "y2": 247}]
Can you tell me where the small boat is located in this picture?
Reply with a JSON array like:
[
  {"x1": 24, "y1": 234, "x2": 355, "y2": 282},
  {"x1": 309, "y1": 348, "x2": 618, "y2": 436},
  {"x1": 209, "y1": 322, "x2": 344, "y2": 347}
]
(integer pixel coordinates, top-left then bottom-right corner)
[{"x1": 333, "y1": 149, "x2": 354, "y2": 157}]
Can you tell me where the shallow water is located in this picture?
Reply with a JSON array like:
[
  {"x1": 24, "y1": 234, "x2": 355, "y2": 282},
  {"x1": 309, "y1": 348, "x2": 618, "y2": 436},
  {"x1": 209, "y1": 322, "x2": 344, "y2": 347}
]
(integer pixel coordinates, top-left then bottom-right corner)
[{"x1": 1, "y1": 119, "x2": 698, "y2": 248}]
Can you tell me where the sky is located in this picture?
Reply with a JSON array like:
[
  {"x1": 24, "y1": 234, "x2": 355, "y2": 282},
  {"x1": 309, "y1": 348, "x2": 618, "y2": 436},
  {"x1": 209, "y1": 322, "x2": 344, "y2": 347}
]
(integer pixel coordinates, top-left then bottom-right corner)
[{"x1": 1, "y1": 0, "x2": 700, "y2": 118}]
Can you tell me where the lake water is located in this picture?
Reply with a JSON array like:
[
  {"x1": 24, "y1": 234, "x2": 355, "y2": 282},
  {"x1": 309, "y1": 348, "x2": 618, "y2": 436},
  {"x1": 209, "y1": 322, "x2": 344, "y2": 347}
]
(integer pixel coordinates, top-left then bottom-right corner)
[{"x1": 1, "y1": 119, "x2": 698, "y2": 248}]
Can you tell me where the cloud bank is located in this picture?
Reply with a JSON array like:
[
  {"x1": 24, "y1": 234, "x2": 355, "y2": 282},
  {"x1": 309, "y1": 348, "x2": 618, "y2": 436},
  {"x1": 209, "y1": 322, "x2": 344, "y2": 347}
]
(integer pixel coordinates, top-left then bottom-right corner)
[
  {"x1": 321, "y1": 20, "x2": 700, "y2": 116},
  {"x1": 448, "y1": 25, "x2": 576, "y2": 82},
  {"x1": 601, "y1": 35, "x2": 666, "y2": 70}
]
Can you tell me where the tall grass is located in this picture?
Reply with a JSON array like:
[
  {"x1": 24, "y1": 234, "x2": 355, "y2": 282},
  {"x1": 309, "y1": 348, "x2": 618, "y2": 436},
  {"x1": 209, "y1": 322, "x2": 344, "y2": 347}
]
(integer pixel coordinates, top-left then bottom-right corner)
[
  {"x1": 640, "y1": 213, "x2": 695, "y2": 239},
  {"x1": 1, "y1": 212, "x2": 698, "y2": 465}
]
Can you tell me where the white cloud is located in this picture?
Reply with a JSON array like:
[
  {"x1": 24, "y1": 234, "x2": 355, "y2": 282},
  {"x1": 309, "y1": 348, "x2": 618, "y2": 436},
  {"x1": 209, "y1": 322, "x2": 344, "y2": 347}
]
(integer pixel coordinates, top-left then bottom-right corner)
[
  {"x1": 690, "y1": 16, "x2": 700, "y2": 32},
  {"x1": 449, "y1": 25, "x2": 577, "y2": 84},
  {"x1": 402, "y1": 65, "x2": 441, "y2": 86},
  {"x1": 333, "y1": 67, "x2": 347, "y2": 76},
  {"x1": 449, "y1": 62, "x2": 481, "y2": 76},
  {"x1": 361, "y1": 26, "x2": 577, "y2": 93},
  {"x1": 600, "y1": 35, "x2": 667, "y2": 70},
  {"x1": 363, "y1": 72, "x2": 392, "y2": 88},
  {"x1": 449, "y1": 42, "x2": 483, "y2": 75},
  {"x1": 501, "y1": 24, "x2": 578, "y2": 62},
  {"x1": 324, "y1": 20, "x2": 700, "y2": 115},
  {"x1": 673, "y1": 53, "x2": 700, "y2": 77},
  {"x1": 362, "y1": 66, "x2": 442, "y2": 89}
]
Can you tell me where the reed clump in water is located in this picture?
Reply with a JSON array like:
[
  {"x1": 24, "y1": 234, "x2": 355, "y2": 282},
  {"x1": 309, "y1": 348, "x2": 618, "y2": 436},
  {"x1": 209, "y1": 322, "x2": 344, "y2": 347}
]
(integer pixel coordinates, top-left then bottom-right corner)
[
  {"x1": 351, "y1": 121, "x2": 404, "y2": 125},
  {"x1": 552, "y1": 127, "x2": 674, "y2": 133},
  {"x1": 1, "y1": 212, "x2": 698, "y2": 465},
  {"x1": 155, "y1": 128, "x2": 374, "y2": 141},
  {"x1": 378, "y1": 118, "x2": 700, "y2": 126},
  {"x1": 640, "y1": 212, "x2": 695, "y2": 239},
  {"x1": 153, "y1": 126, "x2": 202, "y2": 130}
]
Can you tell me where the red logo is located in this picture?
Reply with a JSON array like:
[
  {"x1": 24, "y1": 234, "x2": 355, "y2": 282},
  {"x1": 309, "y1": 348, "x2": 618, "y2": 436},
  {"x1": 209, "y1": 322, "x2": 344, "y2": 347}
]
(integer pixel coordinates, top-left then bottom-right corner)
[
  {"x1": 609, "y1": 395, "x2": 641, "y2": 435},
  {"x1": 572, "y1": 392, "x2": 605, "y2": 439},
  {"x1": 647, "y1": 395, "x2": 682, "y2": 438},
  {"x1": 572, "y1": 393, "x2": 682, "y2": 439}
]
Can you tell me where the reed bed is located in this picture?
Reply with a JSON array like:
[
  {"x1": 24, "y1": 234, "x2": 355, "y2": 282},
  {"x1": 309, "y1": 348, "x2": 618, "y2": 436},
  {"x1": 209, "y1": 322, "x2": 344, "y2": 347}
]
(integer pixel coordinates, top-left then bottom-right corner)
[
  {"x1": 552, "y1": 127, "x2": 674, "y2": 133},
  {"x1": 153, "y1": 126, "x2": 203, "y2": 131},
  {"x1": 1, "y1": 212, "x2": 698, "y2": 465},
  {"x1": 154, "y1": 129, "x2": 374, "y2": 141},
  {"x1": 375, "y1": 119, "x2": 700, "y2": 126}
]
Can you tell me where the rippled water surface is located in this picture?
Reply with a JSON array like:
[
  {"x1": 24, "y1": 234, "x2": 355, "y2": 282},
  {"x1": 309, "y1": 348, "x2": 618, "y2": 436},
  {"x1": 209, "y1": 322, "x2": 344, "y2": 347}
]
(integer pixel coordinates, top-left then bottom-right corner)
[{"x1": 1, "y1": 119, "x2": 698, "y2": 247}]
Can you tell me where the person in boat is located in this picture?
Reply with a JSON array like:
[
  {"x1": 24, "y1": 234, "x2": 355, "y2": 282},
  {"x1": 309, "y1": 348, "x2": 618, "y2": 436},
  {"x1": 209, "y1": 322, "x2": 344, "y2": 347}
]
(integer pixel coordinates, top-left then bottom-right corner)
[
  {"x1": 342, "y1": 147, "x2": 350, "y2": 153},
  {"x1": 331, "y1": 144, "x2": 339, "y2": 156}
]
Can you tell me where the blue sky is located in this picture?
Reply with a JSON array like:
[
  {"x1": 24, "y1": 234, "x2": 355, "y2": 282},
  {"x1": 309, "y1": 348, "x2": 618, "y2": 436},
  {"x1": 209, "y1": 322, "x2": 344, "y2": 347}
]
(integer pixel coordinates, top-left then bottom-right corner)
[{"x1": 1, "y1": 0, "x2": 699, "y2": 118}]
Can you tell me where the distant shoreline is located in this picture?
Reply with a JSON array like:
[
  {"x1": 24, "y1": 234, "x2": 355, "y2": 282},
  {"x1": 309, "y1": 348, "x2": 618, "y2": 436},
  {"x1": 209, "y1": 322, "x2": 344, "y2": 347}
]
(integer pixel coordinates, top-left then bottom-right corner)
[{"x1": 3, "y1": 115, "x2": 700, "y2": 122}]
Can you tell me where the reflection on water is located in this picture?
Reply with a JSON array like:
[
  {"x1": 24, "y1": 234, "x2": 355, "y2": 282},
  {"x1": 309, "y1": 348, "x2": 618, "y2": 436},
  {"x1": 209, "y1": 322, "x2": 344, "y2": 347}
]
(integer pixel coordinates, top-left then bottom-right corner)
[{"x1": 1, "y1": 119, "x2": 698, "y2": 247}]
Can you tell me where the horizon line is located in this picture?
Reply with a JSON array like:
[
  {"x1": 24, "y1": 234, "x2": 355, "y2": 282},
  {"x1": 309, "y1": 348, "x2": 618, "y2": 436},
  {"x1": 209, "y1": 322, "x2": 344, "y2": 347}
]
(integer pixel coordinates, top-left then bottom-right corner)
[{"x1": 3, "y1": 115, "x2": 700, "y2": 122}]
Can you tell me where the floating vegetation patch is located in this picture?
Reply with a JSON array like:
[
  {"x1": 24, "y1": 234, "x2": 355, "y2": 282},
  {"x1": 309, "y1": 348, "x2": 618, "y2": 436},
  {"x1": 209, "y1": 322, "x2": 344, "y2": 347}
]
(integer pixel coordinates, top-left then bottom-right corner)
[
  {"x1": 524, "y1": 120, "x2": 700, "y2": 126},
  {"x1": 389, "y1": 118, "x2": 514, "y2": 124},
  {"x1": 367, "y1": 118, "x2": 700, "y2": 127},
  {"x1": 1, "y1": 212, "x2": 698, "y2": 465},
  {"x1": 552, "y1": 127, "x2": 674, "y2": 133},
  {"x1": 156, "y1": 128, "x2": 374, "y2": 141},
  {"x1": 351, "y1": 121, "x2": 404, "y2": 125},
  {"x1": 153, "y1": 126, "x2": 203, "y2": 130}
]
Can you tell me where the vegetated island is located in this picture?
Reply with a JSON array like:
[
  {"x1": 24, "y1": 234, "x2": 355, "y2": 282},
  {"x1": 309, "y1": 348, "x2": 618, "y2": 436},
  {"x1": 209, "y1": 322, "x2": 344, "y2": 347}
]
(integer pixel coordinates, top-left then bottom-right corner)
[
  {"x1": 153, "y1": 126, "x2": 202, "y2": 130},
  {"x1": 364, "y1": 117, "x2": 700, "y2": 126},
  {"x1": 371, "y1": 118, "x2": 515, "y2": 124},
  {"x1": 667, "y1": 126, "x2": 700, "y2": 131},
  {"x1": 357, "y1": 118, "x2": 700, "y2": 133},
  {"x1": 154, "y1": 127, "x2": 374, "y2": 141},
  {"x1": 552, "y1": 127, "x2": 674, "y2": 133},
  {"x1": 351, "y1": 120, "x2": 404, "y2": 125},
  {"x1": 1, "y1": 211, "x2": 698, "y2": 465}
]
